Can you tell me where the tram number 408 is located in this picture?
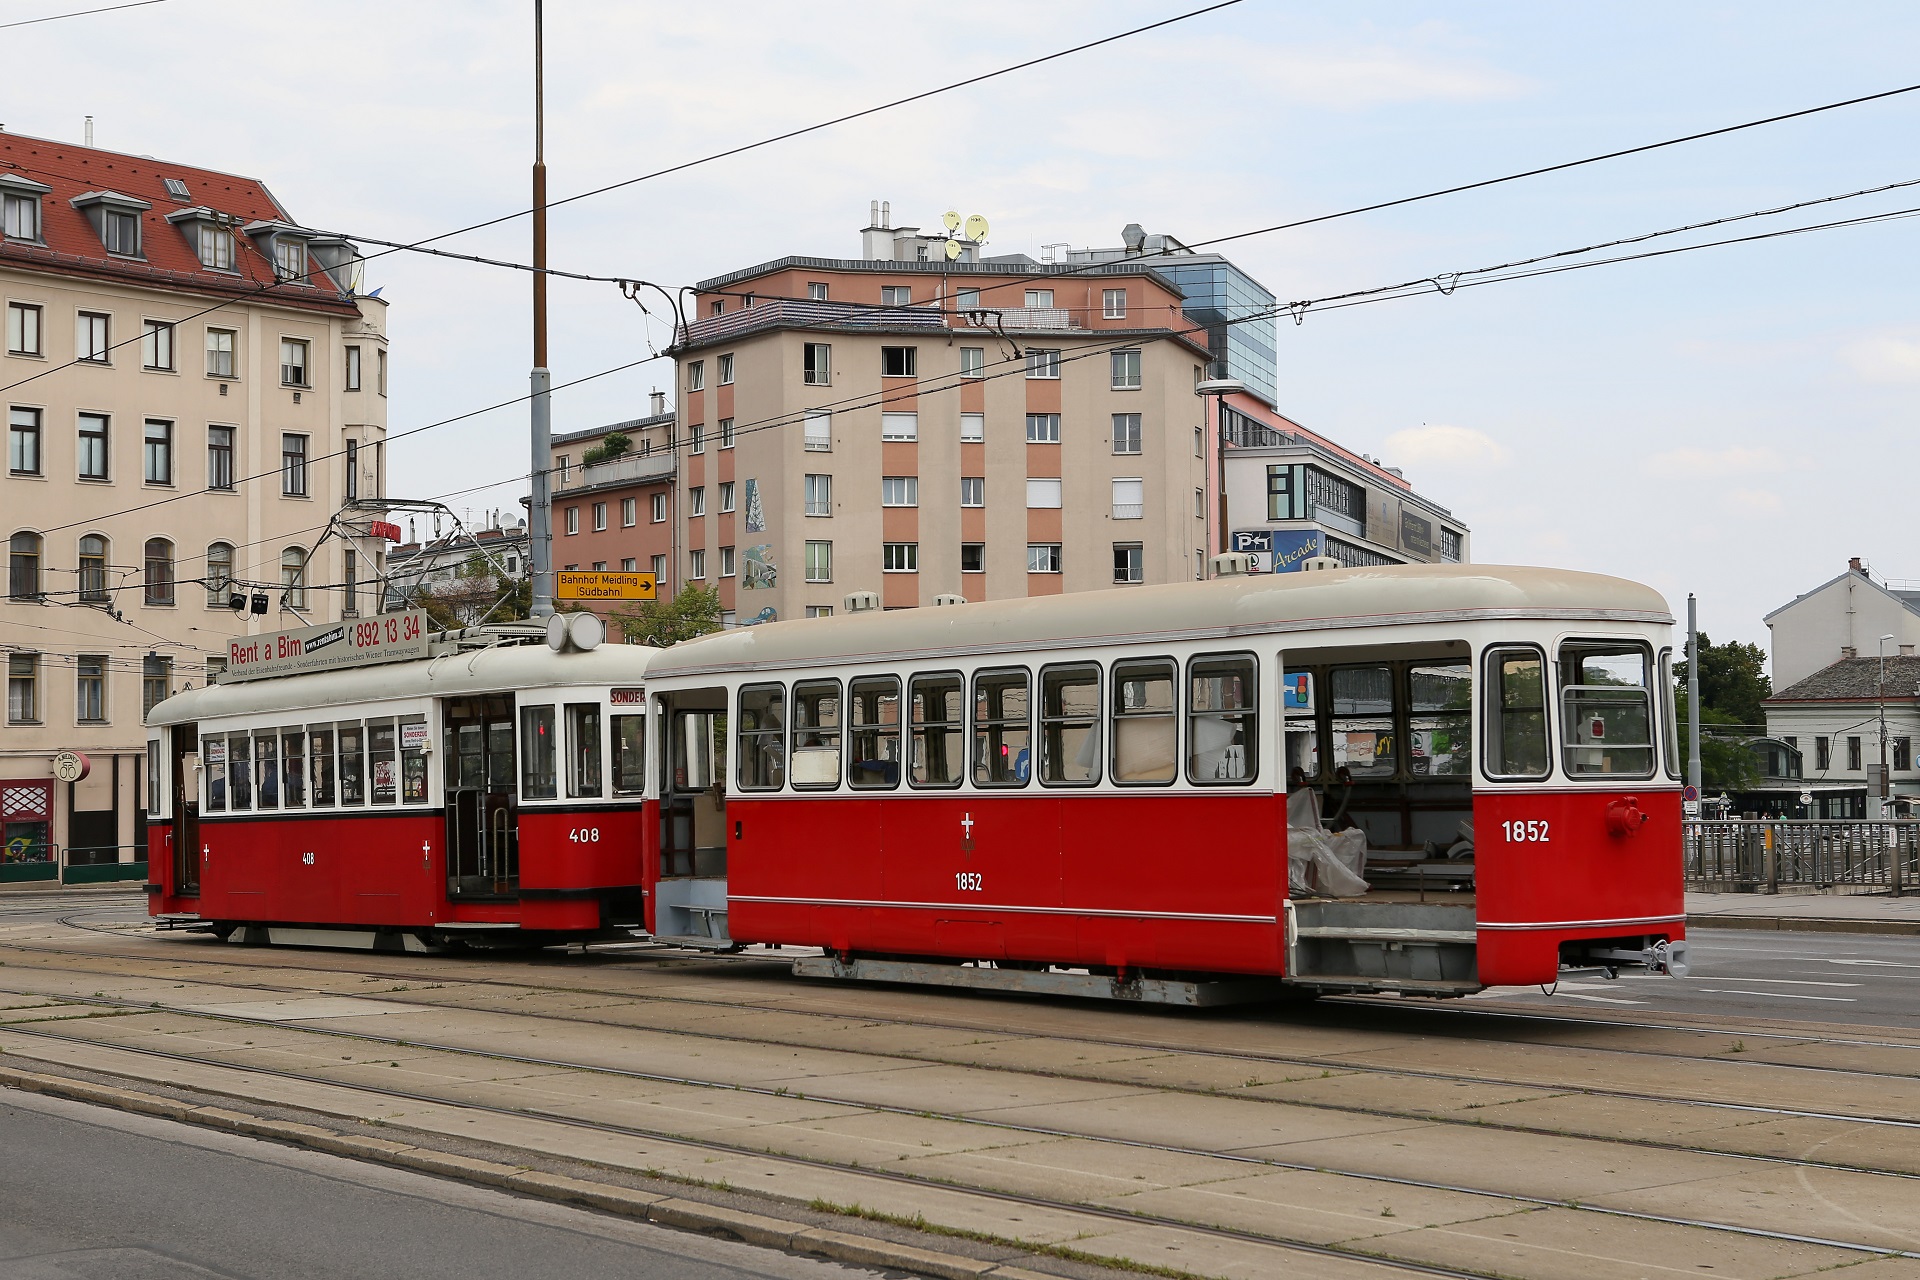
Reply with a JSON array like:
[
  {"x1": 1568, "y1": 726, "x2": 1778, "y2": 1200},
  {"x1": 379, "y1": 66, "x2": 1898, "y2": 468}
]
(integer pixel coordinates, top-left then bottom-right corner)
[
  {"x1": 1502, "y1": 820, "x2": 1550, "y2": 843},
  {"x1": 568, "y1": 828, "x2": 601, "y2": 843}
]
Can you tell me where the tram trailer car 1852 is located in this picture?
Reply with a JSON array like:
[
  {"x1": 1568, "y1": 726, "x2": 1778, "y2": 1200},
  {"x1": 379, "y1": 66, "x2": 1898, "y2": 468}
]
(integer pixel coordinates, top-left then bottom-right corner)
[
  {"x1": 639, "y1": 564, "x2": 1690, "y2": 1000},
  {"x1": 144, "y1": 625, "x2": 655, "y2": 950}
]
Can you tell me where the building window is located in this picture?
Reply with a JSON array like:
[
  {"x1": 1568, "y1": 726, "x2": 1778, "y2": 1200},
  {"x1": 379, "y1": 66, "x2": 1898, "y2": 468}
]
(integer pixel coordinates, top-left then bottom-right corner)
[
  {"x1": 805, "y1": 540, "x2": 832, "y2": 583},
  {"x1": 565, "y1": 506, "x2": 579, "y2": 535},
  {"x1": 1194, "y1": 426, "x2": 1204, "y2": 457},
  {"x1": 77, "y1": 535, "x2": 108, "y2": 602},
  {"x1": 883, "y1": 542, "x2": 918, "y2": 572},
  {"x1": 689, "y1": 548, "x2": 706, "y2": 579},
  {"x1": 280, "y1": 338, "x2": 308, "y2": 386},
  {"x1": 621, "y1": 558, "x2": 636, "y2": 572},
  {"x1": 709, "y1": 299, "x2": 723, "y2": 317},
  {"x1": 807, "y1": 282, "x2": 828, "y2": 301},
  {"x1": 691, "y1": 422, "x2": 705, "y2": 454},
  {"x1": 1441, "y1": 527, "x2": 1463, "y2": 563},
  {"x1": 344, "y1": 438, "x2": 359, "y2": 500},
  {"x1": 686, "y1": 360, "x2": 705, "y2": 392},
  {"x1": 1195, "y1": 548, "x2": 1205, "y2": 580},
  {"x1": 1111, "y1": 349, "x2": 1142, "y2": 390},
  {"x1": 76, "y1": 312, "x2": 110, "y2": 363},
  {"x1": 9, "y1": 407, "x2": 41, "y2": 475},
  {"x1": 1027, "y1": 543, "x2": 1061, "y2": 573},
  {"x1": 881, "y1": 412, "x2": 918, "y2": 441},
  {"x1": 717, "y1": 353, "x2": 735, "y2": 385},
  {"x1": 1848, "y1": 737, "x2": 1862, "y2": 771},
  {"x1": 805, "y1": 473, "x2": 832, "y2": 516},
  {"x1": 882, "y1": 476, "x2": 917, "y2": 507},
  {"x1": 207, "y1": 426, "x2": 234, "y2": 489},
  {"x1": 6, "y1": 302, "x2": 42, "y2": 355},
  {"x1": 882, "y1": 285, "x2": 911, "y2": 306},
  {"x1": 143, "y1": 420, "x2": 173, "y2": 484},
  {"x1": 281, "y1": 434, "x2": 308, "y2": 496},
  {"x1": 1112, "y1": 478, "x2": 1144, "y2": 520},
  {"x1": 804, "y1": 409, "x2": 832, "y2": 451},
  {"x1": 197, "y1": 223, "x2": 233, "y2": 270},
  {"x1": 206, "y1": 328, "x2": 235, "y2": 377},
  {"x1": 651, "y1": 493, "x2": 667, "y2": 522},
  {"x1": 281, "y1": 547, "x2": 307, "y2": 609},
  {"x1": 8, "y1": 532, "x2": 41, "y2": 600},
  {"x1": 1815, "y1": 736, "x2": 1831, "y2": 770},
  {"x1": 1195, "y1": 487, "x2": 1206, "y2": 519},
  {"x1": 1027, "y1": 478, "x2": 1062, "y2": 509},
  {"x1": 1025, "y1": 413, "x2": 1060, "y2": 443},
  {"x1": 3, "y1": 191, "x2": 42, "y2": 241},
  {"x1": 206, "y1": 541, "x2": 233, "y2": 606},
  {"x1": 7, "y1": 653, "x2": 38, "y2": 723},
  {"x1": 1112, "y1": 413, "x2": 1142, "y2": 455},
  {"x1": 343, "y1": 547, "x2": 359, "y2": 616},
  {"x1": 720, "y1": 546, "x2": 735, "y2": 577},
  {"x1": 77, "y1": 413, "x2": 109, "y2": 480},
  {"x1": 720, "y1": 418, "x2": 735, "y2": 449},
  {"x1": 881, "y1": 346, "x2": 917, "y2": 377},
  {"x1": 104, "y1": 209, "x2": 140, "y2": 257},
  {"x1": 141, "y1": 320, "x2": 174, "y2": 371},
  {"x1": 956, "y1": 288, "x2": 981, "y2": 311},
  {"x1": 377, "y1": 349, "x2": 387, "y2": 395},
  {"x1": 76, "y1": 656, "x2": 106, "y2": 723},
  {"x1": 961, "y1": 412, "x2": 984, "y2": 442},
  {"x1": 143, "y1": 538, "x2": 175, "y2": 605},
  {"x1": 621, "y1": 497, "x2": 636, "y2": 527},
  {"x1": 1025, "y1": 289, "x2": 1054, "y2": 308},
  {"x1": 273, "y1": 238, "x2": 306, "y2": 281},
  {"x1": 719, "y1": 481, "x2": 735, "y2": 512},
  {"x1": 806, "y1": 605, "x2": 834, "y2": 619},
  {"x1": 961, "y1": 543, "x2": 985, "y2": 573},
  {"x1": 1113, "y1": 543, "x2": 1143, "y2": 584},
  {"x1": 1103, "y1": 288, "x2": 1127, "y2": 319},
  {"x1": 1025, "y1": 348, "x2": 1060, "y2": 379},
  {"x1": 345, "y1": 344, "x2": 362, "y2": 391},
  {"x1": 1897, "y1": 737, "x2": 1912, "y2": 772},
  {"x1": 1306, "y1": 466, "x2": 1365, "y2": 524},
  {"x1": 593, "y1": 501, "x2": 608, "y2": 531},
  {"x1": 690, "y1": 487, "x2": 706, "y2": 517},
  {"x1": 650, "y1": 554, "x2": 667, "y2": 580},
  {"x1": 960, "y1": 476, "x2": 984, "y2": 507}
]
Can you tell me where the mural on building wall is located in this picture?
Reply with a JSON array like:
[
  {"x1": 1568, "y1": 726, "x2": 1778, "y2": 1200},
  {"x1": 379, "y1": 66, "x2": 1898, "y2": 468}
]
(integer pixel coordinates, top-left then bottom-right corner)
[
  {"x1": 741, "y1": 544, "x2": 777, "y2": 589},
  {"x1": 744, "y1": 479, "x2": 765, "y2": 533}
]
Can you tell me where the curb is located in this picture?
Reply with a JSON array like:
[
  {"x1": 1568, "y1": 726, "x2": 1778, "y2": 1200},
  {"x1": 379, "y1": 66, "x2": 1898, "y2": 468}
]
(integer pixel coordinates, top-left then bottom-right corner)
[
  {"x1": 1687, "y1": 914, "x2": 1920, "y2": 937},
  {"x1": 0, "y1": 1064, "x2": 1059, "y2": 1280}
]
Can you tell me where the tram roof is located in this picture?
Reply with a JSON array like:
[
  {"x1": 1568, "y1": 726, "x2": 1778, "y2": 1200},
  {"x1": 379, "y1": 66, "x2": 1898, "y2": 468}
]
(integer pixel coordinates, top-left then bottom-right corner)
[
  {"x1": 646, "y1": 564, "x2": 1672, "y2": 681},
  {"x1": 146, "y1": 641, "x2": 653, "y2": 728}
]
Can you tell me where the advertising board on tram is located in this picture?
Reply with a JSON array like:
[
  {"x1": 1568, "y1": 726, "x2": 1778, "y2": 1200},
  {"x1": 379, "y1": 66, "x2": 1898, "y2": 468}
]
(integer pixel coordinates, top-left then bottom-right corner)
[{"x1": 224, "y1": 610, "x2": 429, "y2": 681}]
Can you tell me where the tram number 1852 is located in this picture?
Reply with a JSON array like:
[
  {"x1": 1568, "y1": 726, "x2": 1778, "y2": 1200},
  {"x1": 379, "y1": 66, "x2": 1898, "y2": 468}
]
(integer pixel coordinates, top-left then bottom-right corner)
[
  {"x1": 1501, "y1": 820, "x2": 1550, "y2": 843},
  {"x1": 955, "y1": 872, "x2": 983, "y2": 892}
]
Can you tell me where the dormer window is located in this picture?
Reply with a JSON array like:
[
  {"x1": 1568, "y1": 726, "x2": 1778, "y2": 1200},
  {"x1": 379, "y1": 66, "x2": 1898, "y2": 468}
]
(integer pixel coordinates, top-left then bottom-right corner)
[
  {"x1": 70, "y1": 190, "x2": 152, "y2": 259},
  {"x1": 274, "y1": 238, "x2": 306, "y2": 282},
  {"x1": 244, "y1": 220, "x2": 318, "y2": 288},
  {"x1": 0, "y1": 175, "x2": 52, "y2": 243},
  {"x1": 199, "y1": 224, "x2": 233, "y2": 270},
  {"x1": 104, "y1": 209, "x2": 140, "y2": 256}
]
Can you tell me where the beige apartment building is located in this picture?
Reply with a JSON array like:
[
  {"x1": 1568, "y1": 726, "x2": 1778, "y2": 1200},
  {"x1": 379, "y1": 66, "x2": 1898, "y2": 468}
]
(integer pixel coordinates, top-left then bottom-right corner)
[
  {"x1": 668, "y1": 230, "x2": 1216, "y2": 623},
  {"x1": 1, "y1": 131, "x2": 386, "y2": 879}
]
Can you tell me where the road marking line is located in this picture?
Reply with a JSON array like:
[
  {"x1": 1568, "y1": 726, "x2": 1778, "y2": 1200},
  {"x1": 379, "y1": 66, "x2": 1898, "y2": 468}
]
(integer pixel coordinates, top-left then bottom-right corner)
[
  {"x1": 1826, "y1": 959, "x2": 1920, "y2": 969},
  {"x1": 1697, "y1": 988, "x2": 1856, "y2": 1002},
  {"x1": 1678, "y1": 977, "x2": 1861, "y2": 987}
]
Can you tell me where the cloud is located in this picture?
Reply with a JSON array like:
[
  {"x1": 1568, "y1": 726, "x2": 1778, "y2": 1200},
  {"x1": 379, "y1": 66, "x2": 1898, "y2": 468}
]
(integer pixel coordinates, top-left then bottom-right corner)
[
  {"x1": 1382, "y1": 424, "x2": 1510, "y2": 468},
  {"x1": 1841, "y1": 333, "x2": 1920, "y2": 383},
  {"x1": 1649, "y1": 446, "x2": 1785, "y2": 473},
  {"x1": 1723, "y1": 489, "x2": 1784, "y2": 515}
]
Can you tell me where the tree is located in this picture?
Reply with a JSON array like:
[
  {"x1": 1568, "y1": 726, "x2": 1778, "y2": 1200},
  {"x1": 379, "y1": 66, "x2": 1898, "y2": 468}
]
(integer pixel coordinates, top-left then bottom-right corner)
[
  {"x1": 617, "y1": 583, "x2": 723, "y2": 648},
  {"x1": 580, "y1": 432, "x2": 632, "y2": 467},
  {"x1": 401, "y1": 551, "x2": 529, "y2": 630},
  {"x1": 1675, "y1": 691, "x2": 1762, "y2": 790},
  {"x1": 1673, "y1": 632, "x2": 1770, "y2": 729}
]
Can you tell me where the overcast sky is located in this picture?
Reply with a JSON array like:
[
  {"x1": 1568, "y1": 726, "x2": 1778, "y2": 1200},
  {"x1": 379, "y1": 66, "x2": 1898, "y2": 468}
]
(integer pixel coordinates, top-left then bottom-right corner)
[{"x1": 8, "y1": 0, "x2": 1918, "y2": 661}]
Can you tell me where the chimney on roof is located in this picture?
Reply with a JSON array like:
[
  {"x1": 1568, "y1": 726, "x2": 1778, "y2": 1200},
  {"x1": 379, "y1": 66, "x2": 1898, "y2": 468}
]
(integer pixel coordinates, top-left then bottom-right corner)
[
  {"x1": 649, "y1": 390, "x2": 666, "y2": 417},
  {"x1": 84, "y1": 115, "x2": 93, "y2": 147},
  {"x1": 881, "y1": 201, "x2": 890, "y2": 229},
  {"x1": 1903, "y1": 645, "x2": 1915, "y2": 658},
  {"x1": 1849, "y1": 556, "x2": 1864, "y2": 572},
  {"x1": 1843, "y1": 646, "x2": 1859, "y2": 660}
]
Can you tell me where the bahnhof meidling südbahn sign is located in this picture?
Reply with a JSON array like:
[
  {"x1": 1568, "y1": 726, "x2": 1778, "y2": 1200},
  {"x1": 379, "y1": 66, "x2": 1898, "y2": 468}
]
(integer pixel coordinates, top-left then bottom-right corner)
[{"x1": 224, "y1": 611, "x2": 429, "y2": 681}]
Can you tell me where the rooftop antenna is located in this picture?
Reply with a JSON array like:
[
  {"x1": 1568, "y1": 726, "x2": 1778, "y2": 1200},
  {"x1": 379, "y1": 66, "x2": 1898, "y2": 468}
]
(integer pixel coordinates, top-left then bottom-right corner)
[{"x1": 938, "y1": 210, "x2": 991, "y2": 262}]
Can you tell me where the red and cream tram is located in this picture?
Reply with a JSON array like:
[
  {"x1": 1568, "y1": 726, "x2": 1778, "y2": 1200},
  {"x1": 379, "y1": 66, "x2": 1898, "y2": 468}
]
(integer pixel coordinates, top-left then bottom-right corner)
[
  {"x1": 145, "y1": 618, "x2": 654, "y2": 948},
  {"x1": 640, "y1": 564, "x2": 1689, "y2": 999}
]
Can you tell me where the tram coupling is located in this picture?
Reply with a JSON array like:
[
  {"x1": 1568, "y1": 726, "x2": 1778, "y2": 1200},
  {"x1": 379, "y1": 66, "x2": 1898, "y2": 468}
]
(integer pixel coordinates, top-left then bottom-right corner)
[{"x1": 1559, "y1": 937, "x2": 1690, "y2": 980}]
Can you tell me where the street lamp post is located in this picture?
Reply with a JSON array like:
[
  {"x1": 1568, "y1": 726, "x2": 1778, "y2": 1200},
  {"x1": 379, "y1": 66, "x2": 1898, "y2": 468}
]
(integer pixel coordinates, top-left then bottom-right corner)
[
  {"x1": 1195, "y1": 377, "x2": 1245, "y2": 576},
  {"x1": 1879, "y1": 633, "x2": 1895, "y2": 818}
]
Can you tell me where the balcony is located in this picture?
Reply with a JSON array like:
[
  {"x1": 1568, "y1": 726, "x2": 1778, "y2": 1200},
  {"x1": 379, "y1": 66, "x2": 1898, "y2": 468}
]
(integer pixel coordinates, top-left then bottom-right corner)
[
  {"x1": 555, "y1": 450, "x2": 675, "y2": 493},
  {"x1": 1111, "y1": 503, "x2": 1145, "y2": 520},
  {"x1": 957, "y1": 306, "x2": 1085, "y2": 332}
]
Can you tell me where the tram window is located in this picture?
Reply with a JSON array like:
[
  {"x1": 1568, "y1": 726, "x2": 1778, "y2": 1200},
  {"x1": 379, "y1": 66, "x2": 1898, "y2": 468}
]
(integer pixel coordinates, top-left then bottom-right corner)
[
  {"x1": 1039, "y1": 665, "x2": 1101, "y2": 786},
  {"x1": 848, "y1": 676, "x2": 902, "y2": 789},
  {"x1": 909, "y1": 672, "x2": 964, "y2": 788},
  {"x1": 1559, "y1": 643, "x2": 1654, "y2": 778},
  {"x1": 1330, "y1": 666, "x2": 1395, "y2": 778},
  {"x1": 1484, "y1": 648, "x2": 1550, "y2": 779},
  {"x1": 147, "y1": 741, "x2": 162, "y2": 817},
  {"x1": 202, "y1": 735, "x2": 227, "y2": 812},
  {"x1": 487, "y1": 715, "x2": 515, "y2": 790},
  {"x1": 791, "y1": 680, "x2": 842, "y2": 790},
  {"x1": 369, "y1": 719, "x2": 400, "y2": 804},
  {"x1": 399, "y1": 715, "x2": 430, "y2": 804},
  {"x1": 1282, "y1": 669, "x2": 1318, "y2": 785},
  {"x1": 452, "y1": 718, "x2": 485, "y2": 790},
  {"x1": 1111, "y1": 659, "x2": 1176, "y2": 785},
  {"x1": 254, "y1": 732, "x2": 280, "y2": 810},
  {"x1": 737, "y1": 684, "x2": 788, "y2": 791},
  {"x1": 281, "y1": 730, "x2": 306, "y2": 809},
  {"x1": 971, "y1": 668, "x2": 1031, "y2": 787},
  {"x1": 1409, "y1": 661, "x2": 1471, "y2": 777},
  {"x1": 1659, "y1": 649, "x2": 1681, "y2": 780},
  {"x1": 309, "y1": 727, "x2": 336, "y2": 806},
  {"x1": 612, "y1": 714, "x2": 646, "y2": 795},
  {"x1": 227, "y1": 733, "x2": 251, "y2": 811},
  {"x1": 1189, "y1": 654, "x2": 1257, "y2": 785},
  {"x1": 565, "y1": 703, "x2": 603, "y2": 798},
  {"x1": 519, "y1": 706, "x2": 557, "y2": 800},
  {"x1": 337, "y1": 723, "x2": 366, "y2": 805}
]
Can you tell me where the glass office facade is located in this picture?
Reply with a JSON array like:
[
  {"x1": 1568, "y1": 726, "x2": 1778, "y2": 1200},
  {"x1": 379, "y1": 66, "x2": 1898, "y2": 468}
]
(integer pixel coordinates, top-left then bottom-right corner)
[{"x1": 1152, "y1": 258, "x2": 1278, "y2": 407}]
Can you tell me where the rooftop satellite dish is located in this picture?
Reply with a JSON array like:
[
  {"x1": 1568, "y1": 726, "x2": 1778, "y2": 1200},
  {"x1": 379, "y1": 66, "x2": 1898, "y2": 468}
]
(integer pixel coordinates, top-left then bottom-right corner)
[
  {"x1": 964, "y1": 213, "x2": 989, "y2": 242},
  {"x1": 942, "y1": 210, "x2": 962, "y2": 232},
  {"x1": 944, "y1": 239, "x2": 962, "y2": 261}
]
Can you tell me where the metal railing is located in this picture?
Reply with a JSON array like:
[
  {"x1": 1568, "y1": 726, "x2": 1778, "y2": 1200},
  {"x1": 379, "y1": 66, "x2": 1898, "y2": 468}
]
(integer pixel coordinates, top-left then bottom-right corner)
[
  {"x1": 1685, "y1": 819, "x2": 1916, "y2": 895},
  {"x1": 553, "y1": 451, "x2": 675, "y2": 493}
]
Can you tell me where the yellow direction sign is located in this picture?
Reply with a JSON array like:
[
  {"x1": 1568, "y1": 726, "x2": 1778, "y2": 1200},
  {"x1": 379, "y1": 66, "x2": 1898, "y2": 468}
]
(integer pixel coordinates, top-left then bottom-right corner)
[{"x1": 557, "y1": 571, "x2": 658, "y2": 602}]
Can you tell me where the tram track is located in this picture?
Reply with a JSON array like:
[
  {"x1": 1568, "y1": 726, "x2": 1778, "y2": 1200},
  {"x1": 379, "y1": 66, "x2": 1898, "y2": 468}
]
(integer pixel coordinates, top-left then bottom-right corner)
[{"x1": 0, "y1": 987, "x2": 1915, "y2": 1272}]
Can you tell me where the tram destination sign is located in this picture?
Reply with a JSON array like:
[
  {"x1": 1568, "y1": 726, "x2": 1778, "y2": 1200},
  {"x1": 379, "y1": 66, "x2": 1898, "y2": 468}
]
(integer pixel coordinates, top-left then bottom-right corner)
[
  {"x1": 557, "y1": 571, "x2": 657, "y2": 602},
  {"x1": 224, "y1": 610, "x2": 429, "y2": 682}
]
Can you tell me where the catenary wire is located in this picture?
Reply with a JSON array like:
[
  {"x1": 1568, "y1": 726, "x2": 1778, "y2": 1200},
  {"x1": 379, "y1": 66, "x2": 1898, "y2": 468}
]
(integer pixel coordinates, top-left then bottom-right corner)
[{"x1": 0, "y1": 0, "x2": 172, "y2": 30}]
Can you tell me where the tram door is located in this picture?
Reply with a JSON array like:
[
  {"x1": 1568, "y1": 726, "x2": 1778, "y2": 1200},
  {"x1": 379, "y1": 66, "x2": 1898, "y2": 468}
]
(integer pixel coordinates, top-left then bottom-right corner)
[
  {"x1": 444, "y1": 696, "x2": 519, "y2": 898},
  {"x1": 169, "y1": 722, "x2": 200, "y2": 897},
  {"x1": 655, "y1": 691, "x2": 729, "y2": 941}
]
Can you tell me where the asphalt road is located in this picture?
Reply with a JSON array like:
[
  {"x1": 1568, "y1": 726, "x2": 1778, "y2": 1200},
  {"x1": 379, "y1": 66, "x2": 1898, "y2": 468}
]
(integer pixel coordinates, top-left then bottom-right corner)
[
  {"x1": 0, "y1": 1090, "x2": 885, "y2": 1280},
  {"x1": 1470, "y1": 926, "x2": 1920, "y2": 1027}
]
